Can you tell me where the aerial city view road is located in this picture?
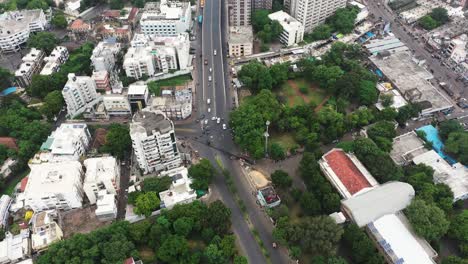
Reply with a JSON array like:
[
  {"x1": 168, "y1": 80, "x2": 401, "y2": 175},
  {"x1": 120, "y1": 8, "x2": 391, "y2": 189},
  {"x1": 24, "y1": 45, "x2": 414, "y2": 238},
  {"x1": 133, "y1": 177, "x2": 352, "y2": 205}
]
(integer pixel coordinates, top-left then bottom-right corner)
[{"x1": 0, "y1": 0, "x2": 466, "y2": 263}]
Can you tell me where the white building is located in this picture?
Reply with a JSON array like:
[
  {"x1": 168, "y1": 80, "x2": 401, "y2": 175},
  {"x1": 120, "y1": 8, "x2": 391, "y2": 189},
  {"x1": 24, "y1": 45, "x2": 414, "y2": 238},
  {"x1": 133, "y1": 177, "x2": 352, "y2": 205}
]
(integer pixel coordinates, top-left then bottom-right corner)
[
  {"x1": 228, "y1": 26, "x2": 253, "y2": 57},
  {"x1": 228, "y1": 0, "x2": 251, "y2": 26},
  {"x1": 24, "y1": 161, "x2": 84, "y2": 212},
  {"x1": 83, "y1": 157, "x2": 120, "y2": 205},
  {"x1": 92, "y1": 70, "x2": 111, "y2": 93},
  {"x1": 62, "y1": 73, "x2": 100, "y2": 118},
  {"x1": 268, "y1": 11, "x2": 304, "y2": 46},
  {"x1": 40, "y1": 46, "x2": 69, "y2": 76},
  {"x1": 95, "y1": 190, "x2": 117, "y2": 221},
  {"x1": 128, "y1": 82, "x2": 150, "y2": 111},
  {"x1": 0, "y1": 231, "x2": 30, "y2": 264},
  {"x1": 130, "y1": 110, "x2": 182, "y2": 174},
  {"x1": 0, "y1": 195, "x2": 11, "y2": 228},
  {"x1": 32, "y1": 123, "x2": 91, "y2": 163},
  {"x1": 103, "y1": 93, "x2": 132, "y2": 116},
  {"x1": 140, "y1": 0, "x2": 191, "y2": 36},
  {"x1": 0, "y1": 9, "x2": 48, "y2": 53},
  {"x1": 290, "y1": 0, "x2": 347, "y2": 33},
  {"x1": 413, "y1": 150, "x2": 468, "y2": 202},
  {"x1": 159, "y1": 167, "x2": 197, "y2": 209},
  {"x1": 349, "y1": 1, "x2": 369, "y2": 23},
  {"x1": 151, "y1": 88, "x2": 192, "y2": 120},
  {"x1": 91, "y1": 41, "x2": 122, "y2": 72},
  {"x1": 31, "y1": 211, "x2": 63, "y2": 252},
  {"x1": 15, "y1": 48, "x2": 45, "y2": 88},
  {"x1": 65, "y1": 0, "x2": 81, "y2": 17},
  {"x1": 123, "y1": 46, "x2": 156, "y2": 79},
  {"x1": 448, "y1": 34, "x2": 467, "y2": 64}
]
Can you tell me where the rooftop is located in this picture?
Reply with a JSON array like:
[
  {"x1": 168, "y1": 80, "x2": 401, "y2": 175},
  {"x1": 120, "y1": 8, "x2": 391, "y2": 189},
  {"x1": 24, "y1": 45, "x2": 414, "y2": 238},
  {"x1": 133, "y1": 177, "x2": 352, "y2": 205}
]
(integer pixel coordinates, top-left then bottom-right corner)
[
  {"x1": 0, "y1": 9, "x2": 44, "y2": 36},
  {"x1": 342, "y1": 182, "x2": 415, "y2": 227},
  {"x1": 49, "y1": 123, "x2": 88, "y2": 155},
  {"x1": 131, "y1": 110, "x2": 173, "y2": 135},
  {"x1": 321, "y1": 149, "x2": 378, "y2": 197},
  {"x1": 390, "y1": 132, "x2": 429, "y2": 166},
  {"x1": 229, "y1": 26, "x2": 253, "y2": 44},
  {"x1": 141, "y1": 0, "x2": 189, "y2": 21},
  {"x1": 413, "y1": 150, "x2": 468, "y2": 202},
  {"x1": 84, "y1": 157, "x2": 118, "y2": 184},
  {"x1": 128, "y1": 82, "x2": 149, "y2": 95},
  {"x1": 364, "y1": 35, "x2": 409, "y2": 55},
  {"x1": 0, "y1": 137, "x2": 18, "y2": 150},
  {"x1": 268, "y1": 11, "x2": 303, "y2": 33},
  {"x1": 369, "y1": 51, "x2": 453, "y2": 115},
  {"x1": 369, "y1": 213, "x2": 436, "y2": 264},
  {"x1": 159, "y1": 167, "x2": 196, "y2": 209},
  {"x1": 68, "y1": 19, "x2": 91, "y2": 30}
]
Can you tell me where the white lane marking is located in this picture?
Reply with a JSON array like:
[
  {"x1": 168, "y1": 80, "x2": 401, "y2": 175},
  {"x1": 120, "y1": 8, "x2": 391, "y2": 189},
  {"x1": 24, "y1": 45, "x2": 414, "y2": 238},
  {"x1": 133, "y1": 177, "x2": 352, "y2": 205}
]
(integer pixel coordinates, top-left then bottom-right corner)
[
  {"x1": 209, "y1": 0, "x2": 217, "y2": 116},
  {"x1": 201, "y1": 1, "x2": 206, "y2": 103},
  {"x1": 218, "y1": 0, "x2": 227, "y2": 111}
]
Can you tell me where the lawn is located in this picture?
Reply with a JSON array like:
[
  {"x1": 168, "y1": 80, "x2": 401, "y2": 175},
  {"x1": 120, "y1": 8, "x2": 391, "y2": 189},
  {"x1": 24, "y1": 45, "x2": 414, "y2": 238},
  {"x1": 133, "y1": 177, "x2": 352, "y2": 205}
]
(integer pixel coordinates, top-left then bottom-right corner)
[
  {"x1": 277, "y1": 79, "x2": 328, "y2": 107},
  {"x1": 147, "y1": 74, "x2": 192, "y2": 95},
  {"x1": 271, "y1": 133, "x2": 297, "y2": 151},
  {"x1": 138, "y1": 246, "x2": 156, "y2": 263}
]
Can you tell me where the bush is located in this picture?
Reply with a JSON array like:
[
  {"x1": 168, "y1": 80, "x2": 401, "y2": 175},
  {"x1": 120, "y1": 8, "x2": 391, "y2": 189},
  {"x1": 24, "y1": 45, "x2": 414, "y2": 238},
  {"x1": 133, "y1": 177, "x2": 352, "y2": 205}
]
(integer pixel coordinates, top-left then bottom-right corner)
[{"x1": 299, "y1": 86, "x2": 308, "y2": 94}]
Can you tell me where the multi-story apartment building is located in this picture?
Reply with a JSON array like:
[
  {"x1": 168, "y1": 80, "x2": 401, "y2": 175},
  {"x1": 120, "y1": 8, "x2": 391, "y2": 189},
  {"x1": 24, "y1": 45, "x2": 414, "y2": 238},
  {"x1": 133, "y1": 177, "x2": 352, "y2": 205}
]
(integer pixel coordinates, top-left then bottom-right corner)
[
  {"x1": 0, "y1": 9, "x2": 48, "y2": 53},
  {"x1": 103, "y1": 93, "x2": 132, "y2": 116},
  {"x1": 268, "y1": 11, "x2": 304, "y2": 46},
  {"x1": 253, "y1": 0, "x2": 272, "y2": 10},
  {"x1": 15, "y1": 48, "x2": 45, "y2": 87},
  {"x1": 90, "y1": 41, "x2": 122, "y2": 72},
  {"x1": 123, "y1": 46, "x2": 156, "y2": 79},
  {"x1": 24, "y1": 161, "x2": 84, "y2": 212},
  {"x1": 228, "y1": 0, "x2": 251, "y2": 26},
  {"x1": 140, "y1": 0, "x2": 191, "y2": 36},
  {"x1": 290, "y1": 0, "x2": 347, "y2": 33},
  {"x1": 228, "y1": 26, "x2": 253, "y2": 57},
  {"x1": 40, "y1": 46, "x2": 69, "y2": 76},
  {"x1": 130, "y1": 110, "x2": 182, "y2": 174},
  {"x1": 151, "y1": 88, "x2": 192, "y2": 120},
  {"x1": 92, "y1": 70, "x2": 111, "y2": 93},
  {"x1": 62, "y1": 73, "x2": 100, "y2": 118},
  {"x1": 83, "y1": 157, "x2": 120, "y2": 205}
]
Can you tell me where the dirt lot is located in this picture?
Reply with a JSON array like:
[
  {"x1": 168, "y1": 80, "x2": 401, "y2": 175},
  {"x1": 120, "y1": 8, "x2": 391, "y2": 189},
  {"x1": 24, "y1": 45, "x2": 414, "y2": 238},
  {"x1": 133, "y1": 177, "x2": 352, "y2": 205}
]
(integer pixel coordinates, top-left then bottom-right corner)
[
  {"x1": 59, "y1": 206, "x2": 111, "y2": 238},
  {"x1": 253, "y1": 154, "x2": 306, "y2": 190}
]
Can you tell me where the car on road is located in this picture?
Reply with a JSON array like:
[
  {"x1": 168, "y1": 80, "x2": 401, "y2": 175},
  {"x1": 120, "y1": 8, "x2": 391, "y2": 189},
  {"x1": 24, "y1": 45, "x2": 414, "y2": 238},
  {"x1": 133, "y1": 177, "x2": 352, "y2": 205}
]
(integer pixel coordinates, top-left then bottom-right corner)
[
  {"x1": 211, "y1": 116, "x2": 216, "y2": 121},
  {"x1": 204, "y1": 59, "x2": 208, "y2": 65},
  {"x1": 217, "y1": 118, "x2": 221, "y2": 124},
  {"x1": 223, "y1": 124, "x2": 227, "y2": 130},
  {"x1": 204, "y1": 119, "x2": 208, "y2": 125},
  {"x1": 208, "y1": 76, "x2": 212, "y2": 81},
  {"x1": 207, "y1": 98, "x2": 211, "y2": 104},
  {"x1": 214, "y1": 49, "x2": 217, "y2": 55},
  {"x1": 208, "y1": 108, "x2": 211, "y2": 113},
  {"x1": 209, "y1": 67, "x2": 212, "y2": 72}
]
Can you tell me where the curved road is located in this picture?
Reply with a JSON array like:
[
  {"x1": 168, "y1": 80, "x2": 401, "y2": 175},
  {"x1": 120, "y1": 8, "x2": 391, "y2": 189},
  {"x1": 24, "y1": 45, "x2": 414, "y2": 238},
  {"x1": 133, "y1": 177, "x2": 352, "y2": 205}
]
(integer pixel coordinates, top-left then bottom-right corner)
[{"x1": 178, "y1": 0, "x2": 291, "y2": 263}]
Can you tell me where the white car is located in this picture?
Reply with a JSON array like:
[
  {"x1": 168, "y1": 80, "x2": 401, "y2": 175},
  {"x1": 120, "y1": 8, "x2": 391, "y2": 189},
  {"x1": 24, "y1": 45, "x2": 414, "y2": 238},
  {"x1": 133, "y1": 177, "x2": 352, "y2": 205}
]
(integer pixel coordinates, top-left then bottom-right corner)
[
  {"x1": 217, "y1": 118, "x2": 221, "y2": 124},
  {"x1": 208, "y1": 108, "x2": 211, "y2": 113},
  {"x1": 222, "y1": 124, "x2": 227, "y2": 130},
  {"x1": 209, "y1": 67, "x2": 212, "y2": 72},
  {"x1": 207, "y1": 98, "x2": 211, "y2": 104},
  {"x1": 204, "y1": 119, "x2": 208, "y2": 125},
  {"x1": 208, "y1": 76, "x2": 212, "y2": 82},
  {"x1": 214, "y1": 50, "x2": 217, "y2": 55},
  {"x1": 211, "y1": 116, "x2": 216, "y2": 121}
]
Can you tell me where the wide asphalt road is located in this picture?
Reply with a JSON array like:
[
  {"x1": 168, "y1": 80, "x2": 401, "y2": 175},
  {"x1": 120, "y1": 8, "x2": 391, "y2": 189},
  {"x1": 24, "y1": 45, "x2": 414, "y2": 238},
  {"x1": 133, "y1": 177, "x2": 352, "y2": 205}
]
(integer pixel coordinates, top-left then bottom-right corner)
[{"x1": 176, "y1": 0, "x2": 291, "y2": 263}]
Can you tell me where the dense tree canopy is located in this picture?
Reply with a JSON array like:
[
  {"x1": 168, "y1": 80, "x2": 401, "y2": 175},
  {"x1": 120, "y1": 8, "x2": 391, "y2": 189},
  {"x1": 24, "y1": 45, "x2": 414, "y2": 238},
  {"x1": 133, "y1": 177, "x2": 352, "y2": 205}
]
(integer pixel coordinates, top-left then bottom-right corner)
[
  {"x1": 40, "y1": 90, "x2": 64, "y2": 121},
  {"x1": 444, "y1": 131, "x2": 468, "y2": 165},
  {"x1": 419, "y1": 8, "x2": 449, "y2": 30},
  {"x1": 134, "y1": 191, "x2": 160, "y2": 217},
  {"x1": 142, "y1": 176, "x2": 172, "y2": 195},
  {"x1": 439, "y1": 120, "x2": 464, "y2": 140},
  {"x1": 51, "y1": 12, "x2": 68, "y2": 29},
  {"x1": 271, "y1": 170, "x2": 292, "y2": 189},
  {"x1": 326, "y1": 7, "x2": 359, "y2": 34},
  {"x1": 238, "y1": 61, "x2": 273, "y2": 93},
  {"x1": 366, "y1": 121, "x2": 396, "y2": 152},
  {"x1": 405, "y1": 199, "x2": 450, "y2": 241},
  {"x1": 0, "y1": 67, "x2": 14, "y2": 87},
  {"x1": 188, "y1": 158, "x2": 215, "y2": 191},
  {"x1": 27, "y1": 32, "x2": 59, "y2": 54},
  {"x1": 100, "y1": 124, "x2": 132, "y2": 159},
  {"x1": 342, "y1": 224, "x2": 385, "y2": 264}
]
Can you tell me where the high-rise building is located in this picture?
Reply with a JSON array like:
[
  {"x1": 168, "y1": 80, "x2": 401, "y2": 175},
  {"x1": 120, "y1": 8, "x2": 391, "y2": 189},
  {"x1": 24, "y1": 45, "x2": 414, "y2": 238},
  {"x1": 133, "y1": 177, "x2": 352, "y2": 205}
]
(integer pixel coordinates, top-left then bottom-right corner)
[
  {"x1": 15, "y1": 48, "x2": 45, "y2": 87},
  {"x1": 228, "y1": 26, "x2": 253, "y2": 57},
  {"x1": 130, "y1": 110, "x2": 182, "y2": 174},
  {"x1": 253, "y1": 0, "x2": 272, "y2": 10},
  {"x1": 290, "y1": 0, "x2": 347, "y2": 33},
  {"x1": 140, "y1": 0, "x2": 191, "y2": 37},
  {"x1": 91, "y1": 41, "x2": 121, "y2": 72},
  {"x1": 268, "y1": 11, "x2": 304, "y2": 46},
  {"x1": 83, "y1": 157, "x2": 120, "y2": 205},
  {"x1": 229, "y1": 0, "x2": 251, "y2": 26},
  {"x1": 62, "y1": 73, "x2": 100, "y2": 118}
]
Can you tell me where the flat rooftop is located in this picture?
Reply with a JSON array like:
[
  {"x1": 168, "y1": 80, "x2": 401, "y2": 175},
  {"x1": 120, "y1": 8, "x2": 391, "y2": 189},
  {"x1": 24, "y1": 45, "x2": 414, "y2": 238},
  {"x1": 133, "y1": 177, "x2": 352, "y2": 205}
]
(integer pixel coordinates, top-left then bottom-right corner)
[
  {"x1": 131, "y1": 110, "x2": 173, "y2": 135},
  {"x1": 321, "y1": 149, "x2": 378, "y2": 196},
  {"x1": 390, "y1": 132, "x2": 429, "y2": 166},
  {"x1": 369, "y1": 51, "x2": 453, "y2": 115},
  {"x1": 229, "y1": 26, "x2": 253, "y2": 44},
  {"x1": 413, "y1": 150, "x2": 468, "y2": 202},
  {"x1": 268, "y1": 11, "x2": 303, "y2": 33}
]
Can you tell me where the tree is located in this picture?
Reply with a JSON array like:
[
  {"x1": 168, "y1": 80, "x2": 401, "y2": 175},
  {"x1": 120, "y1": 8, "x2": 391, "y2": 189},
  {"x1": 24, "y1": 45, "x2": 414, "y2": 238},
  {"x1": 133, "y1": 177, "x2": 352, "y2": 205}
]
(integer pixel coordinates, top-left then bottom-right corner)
[
  {"x1": 310, "y1": 24, "x2": 332, "y2": 40},
  {"x1": 359, "y1": 80, "x2": 378, "y2": 105},
  {"x1": 439, "y1": 120, "x2": 464, "y2": 140},
  {"x1": 444, "y1": 132, "x2": 468, "y2": 165},
  {"x1": 109, "y1": 0, "x2": 124, "y2": 9},
  {"x1": 312, "y1": 256, "x2": 349, "y2": 264},
  {"x1": 157, "y1": 235, "x2": 190, "y2": 263},
  {"x1": 234, "y1": 255, "x2": 248, "y2": 264},
  {"x1": 132, "y1": 0, "x2": 145, "y2": 8},
  {"x1": 449, "y1": 210, "x2": 468, "y2": 242},
  {"x1": 204, "y1": 243, "x2": 227, "y2": 264},
  {"x1": 430, "y1": 7, "x2": 449, "y2": 24},
  {"x1": 252, "y1": 10, "x2": 270, "y2": 32},
  {"x1": 271, "y1": 170, "x2": 292, "y2": 189},
  {"x1": 419, "y1": 15, "x2": 438, "y2": 30},
  {"x1": 142, "y1": 176, "x2": 172, "y2": 194},
  {"x1": 380, "y1": 93, "x2": 394, "y2": 107},
  {"x1": 343, "y1": 224, "x2": 385, "y2": 264},
  {"x1": 206, "y1": 201, "x2": 231, "y2": 235},
  {"x1": 442, "y1": 256, "x2": 468, "y2": 264},
  {"x1": 238, "y1": 61, "x2": 273, "y2": 93},
  {"x1": 134, "y1": 192, "x2": 160, "y2": 217},
  {"x1": 26, "y1": 0, "x2": 49, "y2": 9},
  {"x1": 395, "y1": 103, "x2": 421, "y2": 125},
  {"x1": 405, "y1": 199, "x2": 449, "y2": 241},
  {"x1": 367, "y1": 121, "x2": 396, "y2": 152},
  {"x1": 28, "y1": 74, "x2": 62, "y2": 98},
  {"x1": 317, "y1": 106, "x2": 345, "y2": 143},
  {"x1": 269, "y1": 63, "x2": 289, "y2": 88},
  {"x1": 300, "y1": 192, "x2": 321, "y2": 215},
  {"x1": 173, "y1": 217, "x2": 194, "y2": 237},
  {"x1": 327, "y1": 7, "x2": 358, "y2": 34},
  {"x1": 0, "y1": 67, "x2": 13, "y2": 87},
  {"x1": 311, "y1": 65, "x2": 344, "y2": 90},
  {"x1": 298, "y1": 216, "x2": 343, "y2": 255},
  {"x1": 27, "y1": 32, "x2": 59, "y2": 54},
  {"x1": 128, "y1": 219, "x2": 151, "y2": 245},
  {"x1": 51, "y1": 13, "x2": 68, "y2": 29},
  {"x1": 220, "y1": 235, "x2": 236, "y2": 258},
  {"x1": 100, "y1": 124, "x2": 131, "y2": 159},
  {"x1": 270, "y1": 142, "x2": 286, "y2": 160},
  {"x1": 40, "y1": 91, "x2": 63, "y2": 121},
  {"x1": 188, "y1": 158, "x2": 214, "y2": 190}
]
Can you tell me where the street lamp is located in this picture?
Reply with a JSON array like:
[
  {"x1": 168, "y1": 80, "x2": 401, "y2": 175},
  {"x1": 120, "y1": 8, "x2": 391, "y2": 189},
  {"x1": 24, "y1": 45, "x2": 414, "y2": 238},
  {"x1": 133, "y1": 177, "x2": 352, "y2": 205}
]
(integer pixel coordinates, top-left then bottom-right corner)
[{"x1": 264, "y1": 120, "x2": 270, "y2": 158}]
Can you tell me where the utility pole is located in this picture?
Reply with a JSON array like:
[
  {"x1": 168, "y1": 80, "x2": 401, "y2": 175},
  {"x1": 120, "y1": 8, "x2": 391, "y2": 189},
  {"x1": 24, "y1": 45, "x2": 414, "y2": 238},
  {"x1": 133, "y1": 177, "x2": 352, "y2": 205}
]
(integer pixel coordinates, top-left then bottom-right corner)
[{"x1": 264, "y1": 120, "x2": 270, "y2": 158}]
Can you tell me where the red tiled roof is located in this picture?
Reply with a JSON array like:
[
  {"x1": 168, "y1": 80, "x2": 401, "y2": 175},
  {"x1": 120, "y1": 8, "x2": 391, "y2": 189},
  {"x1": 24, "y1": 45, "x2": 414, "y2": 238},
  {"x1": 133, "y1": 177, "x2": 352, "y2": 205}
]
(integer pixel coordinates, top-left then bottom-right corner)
[
  {"x1": 123, "y1": 258, "x2": 135, "y2": 264},
  {"x1": 324, "y1": 149, "x2": 371, "y2": 195},
  {"x1": 20, "y1": 177, "x2": 28, "y2": 192},
  {"x1": 0, "y1": 137, "x2": 18, "y2": 150},
  {"x1": 69, "y1": 19, "x2": 90, "y2": 30},
  {"x1": 102, "y1": 10, "x2": 121, "y2": 18},
  {"x1": 128, "y1": 7, "x2": 139, "y2": 21}
]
